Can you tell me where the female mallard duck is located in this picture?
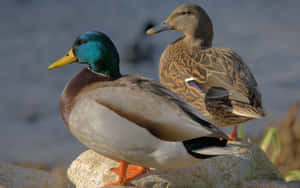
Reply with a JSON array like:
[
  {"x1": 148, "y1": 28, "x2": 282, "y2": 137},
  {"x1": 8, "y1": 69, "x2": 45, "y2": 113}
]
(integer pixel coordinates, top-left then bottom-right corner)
[
  {"x1": 48, "y1": 32, "x2": 236, "y2": 186},
  {"x1": 147, "y1": 4, "x2": 265, "y2": 140}
]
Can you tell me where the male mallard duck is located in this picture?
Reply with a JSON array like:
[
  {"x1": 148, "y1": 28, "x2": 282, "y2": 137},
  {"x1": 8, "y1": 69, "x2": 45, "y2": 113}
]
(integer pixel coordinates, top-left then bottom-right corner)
[
  {"x1": 147, "y1": 4, "x2": 265, "y2": 140},
  {"x1": 48, "y1": 31, "x2": 236, "y2": 186}
]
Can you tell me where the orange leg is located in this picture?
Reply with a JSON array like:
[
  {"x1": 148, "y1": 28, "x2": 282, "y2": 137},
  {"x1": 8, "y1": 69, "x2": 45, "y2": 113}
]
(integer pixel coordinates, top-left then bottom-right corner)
[
  {"x1": 227, "y1": 125, "x2": 239, "y2": 141},
  {"x1": 104, "y1": 160, "x2": 128, "y2": 187},
  {"x1": 104, "y1": 161, "x2": 147, "y2": 187},
  {"x1": 111, "y1": 165, "x2": 149, "y2": 178}
]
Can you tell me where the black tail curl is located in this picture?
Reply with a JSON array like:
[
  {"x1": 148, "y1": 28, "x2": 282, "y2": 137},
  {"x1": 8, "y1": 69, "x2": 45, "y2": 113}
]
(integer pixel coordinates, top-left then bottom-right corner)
[{"x1": 183, "y1": 137, "x2": 227, "y2": 159}]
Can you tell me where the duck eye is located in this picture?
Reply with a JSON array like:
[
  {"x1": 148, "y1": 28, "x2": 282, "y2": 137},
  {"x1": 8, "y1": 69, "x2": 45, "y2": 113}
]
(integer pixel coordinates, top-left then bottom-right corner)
[
  {"x1": 79, "y1": 39, "x2": 88, "y2": 44},
  {"x1": 181, "y1": 11, "x2": 191, "y2": 15}
]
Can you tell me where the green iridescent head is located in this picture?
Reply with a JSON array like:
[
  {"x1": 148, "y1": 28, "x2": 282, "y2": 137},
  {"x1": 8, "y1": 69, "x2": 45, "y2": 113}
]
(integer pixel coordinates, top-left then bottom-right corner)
[{"x1": 48, "y1": 32, "x2": 121, "y2": 78}]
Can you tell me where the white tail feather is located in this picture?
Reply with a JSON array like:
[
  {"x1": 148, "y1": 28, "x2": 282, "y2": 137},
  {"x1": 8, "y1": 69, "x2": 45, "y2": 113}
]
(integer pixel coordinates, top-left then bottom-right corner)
[{"x1": 193, "y1": 145, "x2": 238, "y2": 156}]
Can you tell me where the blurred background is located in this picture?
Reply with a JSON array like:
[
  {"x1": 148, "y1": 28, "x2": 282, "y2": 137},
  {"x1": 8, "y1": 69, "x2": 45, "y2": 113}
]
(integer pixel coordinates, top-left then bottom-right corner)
[{"x1": 0, "y1": 0, "x2": 299, "y2": 169}]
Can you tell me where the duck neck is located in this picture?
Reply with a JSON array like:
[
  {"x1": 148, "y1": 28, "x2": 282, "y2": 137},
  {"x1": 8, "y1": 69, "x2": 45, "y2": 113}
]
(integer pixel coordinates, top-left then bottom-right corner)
[
  {"x1": 182, "y1": 20, "x2": 214, "y2": 48},
  {"x1": 89, "y1": 54, "x2": 121, "y2": 79},
  {"x1": 183, "y1": 35, "x2": 212, "y2": 48}
]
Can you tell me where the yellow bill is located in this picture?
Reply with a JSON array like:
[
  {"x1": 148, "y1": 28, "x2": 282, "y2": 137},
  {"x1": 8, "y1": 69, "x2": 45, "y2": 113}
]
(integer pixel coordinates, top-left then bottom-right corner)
[{"x1": 48, "y1": 48, "x2": 77, "y2": 70}]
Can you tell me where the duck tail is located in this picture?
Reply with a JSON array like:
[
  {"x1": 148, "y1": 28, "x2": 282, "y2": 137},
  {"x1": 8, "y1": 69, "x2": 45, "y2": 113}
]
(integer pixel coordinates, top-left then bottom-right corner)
[{"x1": 183, "y1": 137, "x2": 237, "y2": 159}]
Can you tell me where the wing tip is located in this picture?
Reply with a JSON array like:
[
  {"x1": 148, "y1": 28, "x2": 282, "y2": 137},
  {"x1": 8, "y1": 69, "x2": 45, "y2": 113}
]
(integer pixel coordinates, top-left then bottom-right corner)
[{"x1": 232, "y1": 108, "x2": 265, "y2": 119}]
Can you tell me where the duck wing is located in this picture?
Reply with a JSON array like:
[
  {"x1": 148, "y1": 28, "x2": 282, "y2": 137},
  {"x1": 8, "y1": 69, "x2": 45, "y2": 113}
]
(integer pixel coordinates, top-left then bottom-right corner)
[
  {"x1": 84, "y1": 75, "x2": 228, "y2": 142},
  {"x1": 186, "y1": 47, "x2": 264, "y2": 116}
]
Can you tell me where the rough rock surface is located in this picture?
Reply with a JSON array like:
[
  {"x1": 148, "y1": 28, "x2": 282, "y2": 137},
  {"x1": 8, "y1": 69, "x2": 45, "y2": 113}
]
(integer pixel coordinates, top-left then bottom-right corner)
[
  {"x1": 68, "y1": 141, "x2": 284, "y2": 188},
  {"x1": 0, "y1": 163, "x2": 65, "y2": 188},
  {"x1": 243, "y1": 180, "x2": 300, "y2": 188}
]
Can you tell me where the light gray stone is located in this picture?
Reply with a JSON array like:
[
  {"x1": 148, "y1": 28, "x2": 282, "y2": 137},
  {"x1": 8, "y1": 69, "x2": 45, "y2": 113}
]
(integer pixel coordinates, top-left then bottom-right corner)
[
  {"x1": 0, "y1": 163, "x2": 64, "y2": 188},
  {"x1": 68, "y1": 141, "x2": 284, "y2": 188}
]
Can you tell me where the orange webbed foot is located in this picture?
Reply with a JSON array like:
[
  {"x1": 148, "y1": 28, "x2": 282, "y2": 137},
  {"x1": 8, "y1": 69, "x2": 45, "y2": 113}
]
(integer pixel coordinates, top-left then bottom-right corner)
[
  {"x1": 104, "y1": 161, "x2": 147, "y2": 187},
  {"x1": 111, "y1": 165, "x2": 147, "y2": 180}
]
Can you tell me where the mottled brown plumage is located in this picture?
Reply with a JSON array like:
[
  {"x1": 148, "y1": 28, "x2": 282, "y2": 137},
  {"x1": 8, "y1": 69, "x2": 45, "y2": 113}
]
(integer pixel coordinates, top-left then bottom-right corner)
[{"x1": 147, "y1": 4, "x2": 264, "y2": 127}]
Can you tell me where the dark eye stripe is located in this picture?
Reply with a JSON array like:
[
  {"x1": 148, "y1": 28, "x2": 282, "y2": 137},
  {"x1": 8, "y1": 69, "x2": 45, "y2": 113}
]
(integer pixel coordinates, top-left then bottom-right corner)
[{"x1": 174, "y1": 11, "x2": 192, "y2": 17}]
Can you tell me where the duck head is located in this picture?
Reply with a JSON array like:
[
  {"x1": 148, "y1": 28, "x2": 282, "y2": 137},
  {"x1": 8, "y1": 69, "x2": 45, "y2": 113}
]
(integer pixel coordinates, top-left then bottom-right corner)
[
  {"x1": 48, "y1": 32, "x2": 121, "y2": 78},
  {"x1": 147, "y1": 4, "x2": 214, "y2": 47}
]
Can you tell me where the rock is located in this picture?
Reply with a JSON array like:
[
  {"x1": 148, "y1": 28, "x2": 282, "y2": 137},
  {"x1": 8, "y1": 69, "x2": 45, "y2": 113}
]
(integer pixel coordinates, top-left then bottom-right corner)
[
  {"x1": 243, "y1": 180, "x2": 300, "y2": 188},
  {"x1": 67, "y1": 141, "x2": 284, "y2": 188},
  {"x1": 0, "y1": 163, "x2": 65, "y2": 188},
  {"x1": 51, "y1": 166, "x2": 72, "y2": 188}
]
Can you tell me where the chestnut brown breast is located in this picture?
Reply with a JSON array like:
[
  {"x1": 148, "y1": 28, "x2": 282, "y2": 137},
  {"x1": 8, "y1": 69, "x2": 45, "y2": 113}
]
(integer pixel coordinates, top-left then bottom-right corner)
[{"x1": 59, "y1": 68, "x2": 110, "y2": 130}]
